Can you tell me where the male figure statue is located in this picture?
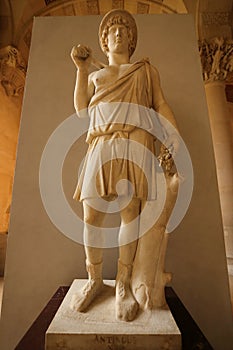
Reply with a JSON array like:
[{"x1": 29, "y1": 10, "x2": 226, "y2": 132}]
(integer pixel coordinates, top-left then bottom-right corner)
[{"x1": 70, "y1": 9, "x2": 179, "y2": 321}]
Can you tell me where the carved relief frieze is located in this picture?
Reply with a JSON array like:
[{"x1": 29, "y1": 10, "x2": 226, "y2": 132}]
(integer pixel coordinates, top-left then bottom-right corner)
[
  {"x1": 112, "y1": 0, "x2": 124, "y2": 9},
  {"x1": 0, "y1": 46, "x2": 26, "y2": 96},
  {"x1": 45, "y1": 0, "x2": 57, "y2": 5},
  {"x1": 137, "y1": 2, "x2": 150, "y2": 14},
  {"x1": 86, "y1": 0, "x2": 99, "y2": 14},
  {"x1": 201, "y1": 12, "x2": 231, "y2": 26},
  {"x1": 199, "y1": 37, "x2": 233, "y2": 83}
]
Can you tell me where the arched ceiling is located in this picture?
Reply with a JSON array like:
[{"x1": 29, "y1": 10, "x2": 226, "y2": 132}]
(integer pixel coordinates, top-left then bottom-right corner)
[
  {"x1": 2, "y1": 0, "x2": 189, "y2": 59},
  {"x1": 1, "y1": 0, "x2": 233, "y2": 61},
  {"x1": 0, "y1": 0, "x2": 233, "y2": 99}
]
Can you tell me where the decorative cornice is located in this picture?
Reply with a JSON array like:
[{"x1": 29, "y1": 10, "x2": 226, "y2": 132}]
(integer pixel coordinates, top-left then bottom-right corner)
[
  {"x1": 199, "y1": 37, "x2": 233, "y2": 83},
  {"x1": 0, "y1": 45, "x2": 26, "y2": 96},
  {"x1": 201, "y1": 12, "x2": 231, "y2": 26}
]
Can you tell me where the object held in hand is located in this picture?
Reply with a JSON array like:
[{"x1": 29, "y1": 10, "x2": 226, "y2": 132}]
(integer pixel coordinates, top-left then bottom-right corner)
[
  {"x1": 158, "y1": 145, "x2": 174, "y2": 174},
  {"x1": 75, "y1": 44, "x2": 90, "y2": 60}
]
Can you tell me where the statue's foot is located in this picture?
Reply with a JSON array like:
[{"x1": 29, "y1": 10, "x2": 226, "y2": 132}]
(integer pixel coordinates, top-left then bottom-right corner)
[
  {"x1": 70, "y1": 279, "x2": 104, "y2": 312},
  {"x1": 116, "y1": 281, "x2": 139, "y2": 321}
]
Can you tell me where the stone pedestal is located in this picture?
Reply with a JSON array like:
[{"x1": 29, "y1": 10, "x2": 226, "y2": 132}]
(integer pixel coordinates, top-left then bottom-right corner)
[{"x1": 46, "y1": 279, "x2": 181, "y2": 350}]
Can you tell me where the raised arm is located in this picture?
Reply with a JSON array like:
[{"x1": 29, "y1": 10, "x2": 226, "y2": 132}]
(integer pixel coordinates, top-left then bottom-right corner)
[{"x1": 71, "y1": 45, "x2": 95, "y2": 117}]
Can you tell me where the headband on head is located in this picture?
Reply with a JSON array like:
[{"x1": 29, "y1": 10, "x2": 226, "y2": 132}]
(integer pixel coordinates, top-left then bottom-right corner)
[{"x1": 99, "y1": 9, "x2": 137, "y2": 57}]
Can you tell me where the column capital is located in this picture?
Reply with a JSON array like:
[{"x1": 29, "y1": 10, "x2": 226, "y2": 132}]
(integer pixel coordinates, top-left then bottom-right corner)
[
  {"x1": 0, "y1": 45, "x2": 27, "y2": 97},
  {"x1": 199, "y1": 37, "x2": 233, "y2": 83}
]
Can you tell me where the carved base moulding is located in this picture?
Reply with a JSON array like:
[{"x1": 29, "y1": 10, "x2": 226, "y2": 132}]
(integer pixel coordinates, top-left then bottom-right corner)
[{"x1": 46, "y1": 279, "x2": 181, "y2": 350}]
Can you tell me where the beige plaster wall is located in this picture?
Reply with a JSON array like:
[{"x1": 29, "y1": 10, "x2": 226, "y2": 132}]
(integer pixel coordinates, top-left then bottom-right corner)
[{"x1": 0, "y1": 14, "x2": 232, "y2": 350}]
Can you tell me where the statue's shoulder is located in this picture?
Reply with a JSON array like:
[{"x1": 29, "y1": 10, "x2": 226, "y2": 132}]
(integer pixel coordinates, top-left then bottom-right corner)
[
  {"x1": 135, "y1": 58, "x2": 158, "y2": 72},
  {"x1": 135, "y1": 58, "x2": 161, "y2": 87},
  {"x1": 132, "y1": 57, "x2": 150, "y2": 66}
]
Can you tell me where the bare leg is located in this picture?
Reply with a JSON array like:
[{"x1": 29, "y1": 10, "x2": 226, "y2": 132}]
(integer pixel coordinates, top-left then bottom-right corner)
[
  {"x1": 118, "y1": 197, "x2": 140, "y2": 264},
  {"x1": 116, "y1": 197, "x2": 140, "y2": 321},
  {"x1": 83, "y1": 199, "x2": 107, "y2": 264},
  {"x1": 70, "y1": 199, "x2": 107, "y2": 312}
]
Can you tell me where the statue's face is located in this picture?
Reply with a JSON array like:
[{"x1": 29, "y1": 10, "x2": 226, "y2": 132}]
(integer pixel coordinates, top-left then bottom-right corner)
[{"x1": 107, "y1": 24, "x2": 129, "y2": 55}]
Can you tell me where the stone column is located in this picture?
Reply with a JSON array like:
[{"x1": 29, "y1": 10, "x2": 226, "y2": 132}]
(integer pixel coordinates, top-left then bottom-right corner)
[
  {"x1": 0, "y1": 46, "x2": 26, "y2": 274},
  {"x1": 199, "y1": 38, "x2": 233, "y2": 263}
]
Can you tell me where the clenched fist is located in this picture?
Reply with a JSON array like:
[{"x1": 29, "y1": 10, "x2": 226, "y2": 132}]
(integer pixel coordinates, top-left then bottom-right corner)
[{"x1": 71, "y1": 44, "x2": 92, "y2": 70}]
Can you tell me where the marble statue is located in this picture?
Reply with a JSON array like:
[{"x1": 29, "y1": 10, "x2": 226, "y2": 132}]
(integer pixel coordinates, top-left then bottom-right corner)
[{"x1": 70, "y1": 9, "x2": 179, "y2": 322}]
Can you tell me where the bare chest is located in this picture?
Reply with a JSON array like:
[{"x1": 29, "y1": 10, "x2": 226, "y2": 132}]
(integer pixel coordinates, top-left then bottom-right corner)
[{"x1": 92, "y1": 64, "x2": 131, "y2": 91}]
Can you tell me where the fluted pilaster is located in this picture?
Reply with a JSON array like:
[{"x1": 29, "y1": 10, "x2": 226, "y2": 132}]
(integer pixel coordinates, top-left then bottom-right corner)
[{"x1": 199, "y1": 37, "x2": 233, "y2": 261}]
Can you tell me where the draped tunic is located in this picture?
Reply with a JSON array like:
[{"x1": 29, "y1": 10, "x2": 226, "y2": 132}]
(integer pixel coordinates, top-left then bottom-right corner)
[{"x1": 73, "y1": 59, "x2": 166, "y2": 201}]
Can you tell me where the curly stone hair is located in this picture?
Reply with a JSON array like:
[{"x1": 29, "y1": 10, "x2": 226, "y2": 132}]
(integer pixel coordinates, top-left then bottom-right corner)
[{"x1": 100, "y1": 14, "x2": 137, "y2": 57}]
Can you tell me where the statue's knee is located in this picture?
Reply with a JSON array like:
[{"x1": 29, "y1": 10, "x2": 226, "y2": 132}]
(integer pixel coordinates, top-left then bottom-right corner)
[
  {"x1": 84, "y1": 212, "x2": 96, "y2": 225},
  {"x1": 84, "y1": 210, "x2": 104, "y2": 226},
  {"x1": 156, "y1": 224, "x2": 166, "y2": 233},
  {"x1": 121, "y1": 205, "x2": 139, "y2": 223}
]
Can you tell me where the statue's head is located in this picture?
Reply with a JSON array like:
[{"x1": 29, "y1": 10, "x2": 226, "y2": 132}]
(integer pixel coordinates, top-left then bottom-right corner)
[{"x1": 99, "y1": 9, "x2": 137, "y2": 58}]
